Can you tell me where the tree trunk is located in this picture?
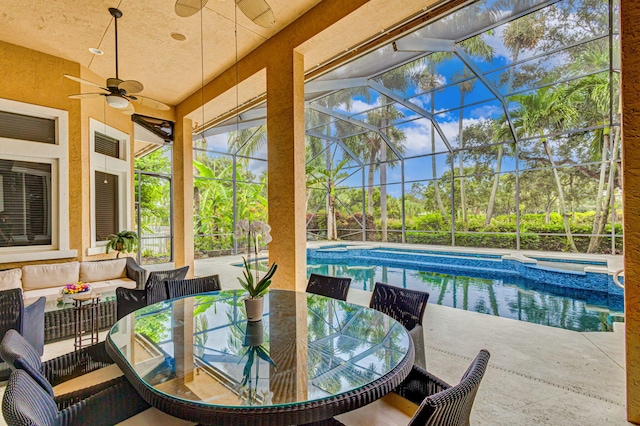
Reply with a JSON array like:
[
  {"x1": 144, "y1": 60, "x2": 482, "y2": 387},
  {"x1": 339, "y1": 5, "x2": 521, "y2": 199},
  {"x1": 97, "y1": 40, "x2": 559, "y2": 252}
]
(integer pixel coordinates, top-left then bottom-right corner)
[
  {"x1": 380, "y1": 107, "x2": 389, "y2": 242},
  {"x1": 431, "y1": 101, "x2": 447, "y2": 217},
  {"x1": 485, "y1": 144, "x2": 503, "y2": 226},
  {"x1": 587, "y1": 131, "x2": 610, "y2": 253},
  {"x1": 458, "y1": 90, "x2": 468, "y2": 231},
  {"x1": 542, "y1": 136, "x2": 577, "y2": 252},
  {"x1": 367, "y1": 150, "x2": 376, "y2": 215},
  {"x1": 325, "y1": 141, "x2": 334, "y2": 240}
]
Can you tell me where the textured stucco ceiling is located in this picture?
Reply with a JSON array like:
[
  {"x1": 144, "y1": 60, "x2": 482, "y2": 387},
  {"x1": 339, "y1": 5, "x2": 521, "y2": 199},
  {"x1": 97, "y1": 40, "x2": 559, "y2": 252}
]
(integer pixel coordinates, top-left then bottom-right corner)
[{"x1": 0, "y1": 0, "x2": 322, "y2": 106}]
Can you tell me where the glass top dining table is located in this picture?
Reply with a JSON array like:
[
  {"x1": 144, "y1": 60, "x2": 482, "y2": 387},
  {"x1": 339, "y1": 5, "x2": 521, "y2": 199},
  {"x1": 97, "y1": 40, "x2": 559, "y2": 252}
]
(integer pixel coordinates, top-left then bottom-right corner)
[{"x1": 106, "y1": 289, "x2": 414, "y2": 425}]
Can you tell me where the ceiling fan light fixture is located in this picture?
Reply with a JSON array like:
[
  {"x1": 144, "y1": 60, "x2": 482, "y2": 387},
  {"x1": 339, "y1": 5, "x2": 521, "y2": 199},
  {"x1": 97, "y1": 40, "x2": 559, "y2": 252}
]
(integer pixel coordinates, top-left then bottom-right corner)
[{"x1": 106, "y1": 95, "x2": 129, "y2": 109}]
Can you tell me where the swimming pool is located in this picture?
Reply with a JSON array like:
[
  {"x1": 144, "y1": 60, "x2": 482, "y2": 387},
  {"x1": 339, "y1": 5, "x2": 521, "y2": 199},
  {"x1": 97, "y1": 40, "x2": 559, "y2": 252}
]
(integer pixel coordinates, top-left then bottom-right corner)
[{"x1": 306, "y1": 246, "x2": 624, "y2": 332}]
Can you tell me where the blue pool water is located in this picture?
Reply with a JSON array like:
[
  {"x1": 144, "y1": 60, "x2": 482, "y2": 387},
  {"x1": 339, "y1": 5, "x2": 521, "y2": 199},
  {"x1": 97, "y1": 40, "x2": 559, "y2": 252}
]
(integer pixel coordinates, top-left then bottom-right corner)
[{"x1": 305, "y1": 247, "x2": 624, "y2": 332}]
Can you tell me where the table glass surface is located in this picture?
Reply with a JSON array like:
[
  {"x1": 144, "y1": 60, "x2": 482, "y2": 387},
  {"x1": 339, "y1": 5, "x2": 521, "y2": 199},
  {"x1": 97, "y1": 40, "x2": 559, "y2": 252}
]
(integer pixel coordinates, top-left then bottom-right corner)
[
  {"x1": 108, "y1": 289, "x2": 411, "y2": 409},
  {"x1": 25, "y1": 290, "x2": 116, "y2": 313}
]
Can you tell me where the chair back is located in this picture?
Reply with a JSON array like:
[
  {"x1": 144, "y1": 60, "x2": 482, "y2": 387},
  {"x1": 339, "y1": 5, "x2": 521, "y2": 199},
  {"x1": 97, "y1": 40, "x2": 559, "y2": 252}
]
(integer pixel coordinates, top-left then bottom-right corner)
[
  {"x1": 2, "y1": 369, "x2": 58, "y2": 426},
  {"x1": 306, "y1": 273, "x2": 352, "y2": 301},
  {"x1": 410, "y1": 350, "x2": 490, "y2": 426},
  {"x1": 145, "y1": 266, "x2": 190, "y2": 304},
  {"x1": 165, "y1": 275, "x2": 221, "y2": 299},
  {"x1": 116, "y1": 288, "x2": 148, "y2": 321},
  {"x1": 0, "y1": 289, "x2": 24, "y2": 336},
  {"x1": 370, "y1": 282, "x2": 429, "y2": 331},
  {"x1": 0, "y1": 329, "x2": 53, "y2": 396}
]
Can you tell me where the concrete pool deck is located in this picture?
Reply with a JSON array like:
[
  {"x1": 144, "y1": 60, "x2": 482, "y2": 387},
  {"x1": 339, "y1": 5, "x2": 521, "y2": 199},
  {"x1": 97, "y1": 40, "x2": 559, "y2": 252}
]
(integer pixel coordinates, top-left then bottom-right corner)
[
  {"x1": 193, "y1": 251, "x2": 630, "y2": 425},
  {"x1": 0, "y1": 249, "x2": 628, "y2": 425}
]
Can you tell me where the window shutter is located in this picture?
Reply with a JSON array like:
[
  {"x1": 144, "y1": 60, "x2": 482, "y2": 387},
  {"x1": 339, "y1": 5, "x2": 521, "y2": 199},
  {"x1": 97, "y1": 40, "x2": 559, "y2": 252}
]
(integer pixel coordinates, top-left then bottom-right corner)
[
  {"x1": 95, "y1": 171, "x2": 119, "y2": 241},
  {"x1": 94, "y1": 132, "x2": 120, "y2": 158},
  {"x1": 0, "y1": 111, "x2": 56, "y2": 144}
]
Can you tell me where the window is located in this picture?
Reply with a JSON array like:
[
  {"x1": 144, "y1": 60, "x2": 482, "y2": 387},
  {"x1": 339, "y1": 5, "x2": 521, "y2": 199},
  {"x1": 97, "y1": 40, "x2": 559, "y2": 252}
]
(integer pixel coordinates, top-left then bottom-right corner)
[
  {"x1": 89, "y1": 119, "x2": 131, "y2": 253},
  {"x1": 0, "y1": 98, "x2": 71, "y2": 262}
]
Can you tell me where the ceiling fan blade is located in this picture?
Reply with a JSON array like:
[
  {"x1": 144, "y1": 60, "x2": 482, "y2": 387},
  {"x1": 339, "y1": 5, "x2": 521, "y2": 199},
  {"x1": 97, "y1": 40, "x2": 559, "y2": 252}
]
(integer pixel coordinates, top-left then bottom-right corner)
[
  {"x1": 131, "y1": 96, "x2": 171, "y2": 111},
  {"x1": 120, "y1": 103, "x2": 136, "y2": 116},
  {"x1": 175, "y1": 0, "x2": 209, "y2": 17},
  {"x1": 64, "y1": 74, "x2": 109, "y2": 91},
  {"x1": 67, "y1": 93, "x2": 105, "y2": 99},
  {"x1": 119, "y1": 80, "x2": 144, "y2": 94},
  {"x1": 236, "y1": 0, "x2": 275, "y2": 28}
]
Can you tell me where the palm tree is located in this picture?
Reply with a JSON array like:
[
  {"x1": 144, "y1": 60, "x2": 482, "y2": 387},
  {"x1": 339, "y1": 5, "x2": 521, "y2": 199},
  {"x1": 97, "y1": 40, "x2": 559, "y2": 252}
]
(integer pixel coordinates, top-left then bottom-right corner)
[
  {"x1": 306, "y1": 158, "x2": 350, "y2": 240},
  {"x1": 486, "y1": 13, "x2": 545, "y2": 226},
  {"x1": 369, "y1": 63, "x2": 417, "y2": 241},
  {"x1": 508, "y1": 86, "x2": 578, "y2": 251},
  {"x1": 228, "y1": 126, "x2": 267, "y2": 159},
  {"x1": 567, "y1": 44, "x2": 618, "y2": 252},
  {"x1": 417, "y1": 52, "x2": 453, "y2": 218},
  {"x1": 453, "y1": 36, "x2": 494, "y2": 231}
]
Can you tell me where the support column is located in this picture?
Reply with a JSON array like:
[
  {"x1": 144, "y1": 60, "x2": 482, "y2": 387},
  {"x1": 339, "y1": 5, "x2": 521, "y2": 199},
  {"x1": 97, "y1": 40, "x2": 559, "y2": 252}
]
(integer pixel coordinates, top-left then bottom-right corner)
[
  {"x1": 621, "y1": 0, "x2": 640, "y2": 422},
  {"x1": 174, "y1": 117, "x2": 195, "y2": 277},
  {"x1": 267, "y1": 50, "x2": 307, "y2": 291}
]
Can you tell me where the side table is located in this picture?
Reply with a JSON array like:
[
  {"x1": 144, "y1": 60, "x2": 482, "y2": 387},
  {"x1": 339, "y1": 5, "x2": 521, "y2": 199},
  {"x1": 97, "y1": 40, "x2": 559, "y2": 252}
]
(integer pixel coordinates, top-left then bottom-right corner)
[{"x1": 72, "y1": 293, "x2": 101, "y2": 350}]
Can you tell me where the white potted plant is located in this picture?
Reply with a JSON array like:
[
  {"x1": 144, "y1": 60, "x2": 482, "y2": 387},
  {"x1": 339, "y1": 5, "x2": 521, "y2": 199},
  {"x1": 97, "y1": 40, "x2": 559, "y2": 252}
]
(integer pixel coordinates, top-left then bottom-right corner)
[{"x1": 235, "y1": 220, "x2": 277, "y2": 321}]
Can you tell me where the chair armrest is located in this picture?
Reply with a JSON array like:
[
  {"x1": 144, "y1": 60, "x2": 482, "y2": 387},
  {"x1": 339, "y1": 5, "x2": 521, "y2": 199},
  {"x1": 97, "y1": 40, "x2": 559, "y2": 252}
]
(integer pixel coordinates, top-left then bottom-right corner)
[
  {"x1": 54, "y1": 376, "x2": 124, "y2": 410},
  {"x1": 394, "y1": 365, "x2": 451, "y2": 406},
  {"x1": 409, "y1": 324, "x2": 426, "y2": 370},
  {"x1": 125, "y1": 257, "x2": 146, "y2": 290},
  {"x1": 42, "y1": 341, "x2": 114, "y2": 387},
  {"x1": 57, "y1": 377, "x2": 149, "y2": 426},
  {"x1": 23, "y1": 296, "x2": 45, "y2": 356}
]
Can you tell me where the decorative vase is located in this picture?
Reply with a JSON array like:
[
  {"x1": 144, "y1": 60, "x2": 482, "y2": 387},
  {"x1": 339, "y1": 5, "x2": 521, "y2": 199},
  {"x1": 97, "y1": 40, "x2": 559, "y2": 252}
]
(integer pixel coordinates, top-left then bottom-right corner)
[
  {"x1": 243, "y1": 320, "x2": 264, "y2": 346},
  {"x1": 244, "y1": 297, "x2": 264, "y2": 322}
]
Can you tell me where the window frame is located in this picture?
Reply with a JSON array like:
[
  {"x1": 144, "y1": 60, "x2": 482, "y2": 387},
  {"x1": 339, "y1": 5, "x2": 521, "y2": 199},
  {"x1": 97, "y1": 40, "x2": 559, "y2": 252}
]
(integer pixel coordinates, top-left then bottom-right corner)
[
  {"x1": 0, "y1": 98, "x2": 73, "y2": 263},
  {"x1": 89, "y1": 118, "x2": 131, "y2": 255}
]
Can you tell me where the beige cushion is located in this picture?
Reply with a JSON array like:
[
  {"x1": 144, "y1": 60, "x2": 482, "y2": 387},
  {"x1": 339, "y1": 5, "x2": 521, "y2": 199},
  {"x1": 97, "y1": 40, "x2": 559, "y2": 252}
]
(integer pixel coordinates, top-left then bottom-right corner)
[
  {"x1": 0, "y1": 268, "x2": 22, "y2": 291},
  {"x1": 335, "y1": 393, "x2": 417, "y2": 426},
  {"x1": 22, "y1": 262, "x2": 80, "y2": 291},
  {"x1": 89, "y1": 277, "x2": 136, "y2": 291},
  {"x1": 23, "y1": 278, "x2": 136, "y2": 301},
  {"x1": 80, "y1": 259, "x2": 127, "y2": 283},
  {"x1": 116, "y1": 408, "x2": 196, "y2": 425},
  {"x1": 52, "y1": 364, "x2": 123, "y2": 396}
]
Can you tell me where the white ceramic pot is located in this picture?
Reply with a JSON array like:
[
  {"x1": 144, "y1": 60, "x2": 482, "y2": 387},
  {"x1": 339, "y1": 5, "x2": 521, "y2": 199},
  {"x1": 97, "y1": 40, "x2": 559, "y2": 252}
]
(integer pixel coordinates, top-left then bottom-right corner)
[{"x1": 244, "y1": 297, "x2": 264, "y2": 322}]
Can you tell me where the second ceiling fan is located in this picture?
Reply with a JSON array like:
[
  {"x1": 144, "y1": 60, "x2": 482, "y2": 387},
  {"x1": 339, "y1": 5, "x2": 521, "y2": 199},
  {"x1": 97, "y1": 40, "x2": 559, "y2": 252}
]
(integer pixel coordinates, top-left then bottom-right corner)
[
  {"x1": 64, "y1": 8, "x2": 170, "y2": 115},
  {"x1": 174, "y1": 0, "x2": 275, "y2": 28}
]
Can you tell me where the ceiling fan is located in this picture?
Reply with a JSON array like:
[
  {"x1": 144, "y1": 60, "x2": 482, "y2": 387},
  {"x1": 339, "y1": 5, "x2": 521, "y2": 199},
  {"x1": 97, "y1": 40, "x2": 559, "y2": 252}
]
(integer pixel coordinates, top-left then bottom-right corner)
[
  {"x1": 175, "y1": 0, "x2": 275, "y2": 28},
  {"x1": 64, "y1": 8, "x2": 170, "y2": 115}
]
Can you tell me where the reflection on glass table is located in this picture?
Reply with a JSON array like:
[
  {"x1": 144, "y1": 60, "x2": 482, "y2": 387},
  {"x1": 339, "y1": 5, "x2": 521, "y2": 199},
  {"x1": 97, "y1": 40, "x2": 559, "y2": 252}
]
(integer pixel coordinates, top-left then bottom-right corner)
[{"x1": 106, "y1": 289, "x2": 414, "y2": 425}]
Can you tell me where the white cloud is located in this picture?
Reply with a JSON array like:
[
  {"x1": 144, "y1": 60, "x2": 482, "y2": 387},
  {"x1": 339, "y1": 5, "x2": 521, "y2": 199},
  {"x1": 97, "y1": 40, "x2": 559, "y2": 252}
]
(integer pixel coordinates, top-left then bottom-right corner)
[
  {"x1": 469, "y1": 104, "x2": 502, "y2": 118},
  {"x1": 203, "y1": 134, "x2": 228, "y2": 152}
]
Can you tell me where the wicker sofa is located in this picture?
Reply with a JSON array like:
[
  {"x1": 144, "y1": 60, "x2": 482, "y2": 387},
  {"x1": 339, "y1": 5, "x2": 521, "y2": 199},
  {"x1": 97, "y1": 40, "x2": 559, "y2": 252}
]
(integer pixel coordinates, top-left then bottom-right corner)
[
  {"x1": 0, "y1": 257, "x2": 146, "y2": 342},
  {"x1": 0, "y1": 257, "x2": 145, "y2": 300}
]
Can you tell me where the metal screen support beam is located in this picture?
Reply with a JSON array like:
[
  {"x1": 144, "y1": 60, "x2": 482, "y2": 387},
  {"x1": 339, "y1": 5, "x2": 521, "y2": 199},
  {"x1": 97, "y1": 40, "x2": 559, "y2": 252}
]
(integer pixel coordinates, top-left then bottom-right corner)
[
  {"x1": 306, "y1": 131, "x2": 364, "y2": 167},
  {"x1": 454, "y1": 47, "x2": 519, "y2": 143},
  {"x1": 367, "y1": 80, "x2": 454, "y2": 153}
]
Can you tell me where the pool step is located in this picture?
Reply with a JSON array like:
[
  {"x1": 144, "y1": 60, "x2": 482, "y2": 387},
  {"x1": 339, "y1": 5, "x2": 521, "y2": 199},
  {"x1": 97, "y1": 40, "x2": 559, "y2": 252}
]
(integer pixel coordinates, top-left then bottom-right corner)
[
  {"x1": 354, "y1": 255, "x2": 520, "y2": 278},
  {"x1": 366, "y1": 249, "x2": 506, "y2": 270}
]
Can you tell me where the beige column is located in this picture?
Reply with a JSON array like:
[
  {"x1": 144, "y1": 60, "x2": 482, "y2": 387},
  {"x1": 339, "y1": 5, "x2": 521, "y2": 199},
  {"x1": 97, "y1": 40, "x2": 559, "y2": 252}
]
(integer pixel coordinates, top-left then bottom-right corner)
[
  {"x1": 621, "y1": 0, "x2": 640, "y2": 422},
  {"x1": 174, "y1": 117, "x2": 195, "y2": 277},
  {"x1": 266, "y1": 50, "x2": 307, "y2": 291}
]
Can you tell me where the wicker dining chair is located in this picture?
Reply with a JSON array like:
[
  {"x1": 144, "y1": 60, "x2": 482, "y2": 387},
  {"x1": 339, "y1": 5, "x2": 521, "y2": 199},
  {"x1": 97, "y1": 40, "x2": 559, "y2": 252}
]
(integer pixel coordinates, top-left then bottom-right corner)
[
  {"x1": 165, "y1": 275, "x2": 221, "y2": 299},
  {"x1": 306, "y1": 273, "x2": 352, "y2": 301},
  {"x1": 0, "y1": 329, "x2": 119, "y2": 394},
  {"x1": 0, "y1": 288, "x2": 45, "y2": 381},
  {"x1": 370, "y1": 282, "x2": 430, "y2": 369},
  {"x1": 334, "y1": 350, "x2": 491, "y2": 426},
  {"x1": 116, "y1": 265, "x2": 190, "y2": 320},
  {"x1": 2, "y1": 369, "x2": 149, "y2": 426}
]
